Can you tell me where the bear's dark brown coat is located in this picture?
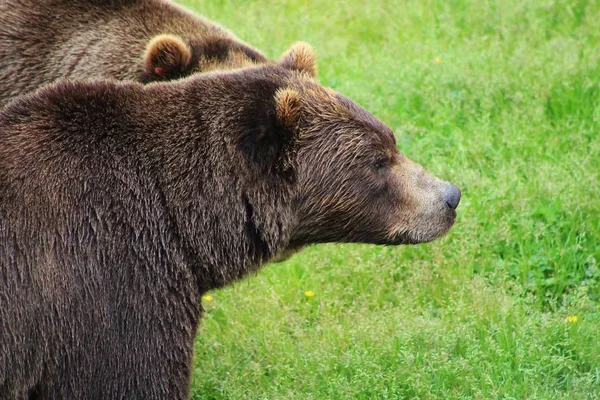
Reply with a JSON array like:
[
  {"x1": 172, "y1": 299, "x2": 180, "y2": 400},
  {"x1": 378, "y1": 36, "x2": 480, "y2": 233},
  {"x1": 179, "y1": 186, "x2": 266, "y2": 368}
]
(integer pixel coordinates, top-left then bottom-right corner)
[
  {"x1": 0, "y1": 0, "x2": 267, "y2": 106},
  {"x1": 0, "y1": 45, "x2": 459, "y2": 398}
]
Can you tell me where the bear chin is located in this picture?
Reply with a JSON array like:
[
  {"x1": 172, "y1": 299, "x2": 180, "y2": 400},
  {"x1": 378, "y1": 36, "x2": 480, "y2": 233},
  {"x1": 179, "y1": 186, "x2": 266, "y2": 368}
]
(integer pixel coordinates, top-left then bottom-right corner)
[{"x1": 387, "y1": 210, "x2": 457, "y2": 245}]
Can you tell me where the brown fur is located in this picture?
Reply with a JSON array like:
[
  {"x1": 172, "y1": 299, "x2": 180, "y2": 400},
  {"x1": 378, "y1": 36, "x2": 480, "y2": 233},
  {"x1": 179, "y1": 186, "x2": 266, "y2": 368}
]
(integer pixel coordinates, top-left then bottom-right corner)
[
  {"x1": 0, "y1": 46, "x2": 459, "y2": 398},
  {"x1": 144, "y1": 34, "x2": 193, "y2": 79},
  {"x1": 0, "y1": 0, "x2": 268, "y2": 106},
  {"x1": 275, "y1": 88, "x2": 303, "y2": 131},
  {"x1": 279, "y1": 42, "x2": 318, "y2": 77}
]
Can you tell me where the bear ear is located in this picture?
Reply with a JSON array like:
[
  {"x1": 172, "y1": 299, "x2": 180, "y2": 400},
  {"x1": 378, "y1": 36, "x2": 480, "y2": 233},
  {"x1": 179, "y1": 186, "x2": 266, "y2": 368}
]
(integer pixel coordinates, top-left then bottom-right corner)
[
  {"x1": 143, "y1": 34, "x2": 192, "y2": 80},
  {"x1": 238, "y1": 88, "x2": 302, "y2": 181},
  {"x1": 279, "y1": 42, "x2": 318, "y2": 78},
  {"x1": 273, "y1": 88, "x2": 302, "y2": 178},
  {"x1": 275, "y1": 88, "x2": 302, "y2": 131}
]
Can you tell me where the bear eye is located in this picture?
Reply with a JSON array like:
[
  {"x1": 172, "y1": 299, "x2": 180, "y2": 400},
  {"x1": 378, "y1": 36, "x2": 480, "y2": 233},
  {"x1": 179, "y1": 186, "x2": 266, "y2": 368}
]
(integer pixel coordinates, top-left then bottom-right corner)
[{"x1": 372, "y1": 158, "x2": 388, "y2": 173}]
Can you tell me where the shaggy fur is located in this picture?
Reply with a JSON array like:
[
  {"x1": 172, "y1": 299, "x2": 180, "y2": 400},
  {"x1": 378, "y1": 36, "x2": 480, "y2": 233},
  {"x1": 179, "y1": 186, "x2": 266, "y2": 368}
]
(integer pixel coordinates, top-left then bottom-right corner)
[
  {"x1": 0, "y1": 45, "x2": 459, "y2": 398},
  {"x1": 0, "y1": 0, "x2": 267, "y2": 106}
]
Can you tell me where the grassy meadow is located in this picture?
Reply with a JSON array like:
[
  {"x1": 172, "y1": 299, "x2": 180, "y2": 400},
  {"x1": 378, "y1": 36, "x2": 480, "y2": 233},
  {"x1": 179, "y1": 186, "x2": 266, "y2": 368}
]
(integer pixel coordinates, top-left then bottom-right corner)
[{"x1": 178, "y1": 0, "x2": 600, "y2": 398}]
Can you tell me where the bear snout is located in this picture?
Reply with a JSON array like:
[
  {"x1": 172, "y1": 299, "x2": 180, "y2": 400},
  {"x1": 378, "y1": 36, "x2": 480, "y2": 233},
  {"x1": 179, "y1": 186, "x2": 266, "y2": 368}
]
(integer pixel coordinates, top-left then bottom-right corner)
[{"x1": 443, "y1": 183, "x2": 461, "y2": 210}]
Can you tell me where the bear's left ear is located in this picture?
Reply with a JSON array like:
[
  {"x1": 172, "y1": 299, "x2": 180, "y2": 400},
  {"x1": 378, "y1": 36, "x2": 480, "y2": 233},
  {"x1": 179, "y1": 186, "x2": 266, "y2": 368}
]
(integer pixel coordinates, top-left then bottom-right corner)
[
  {"x1": 279, "y1": 42, "x2": 318, "y2": 78},
  {"x1": 143, "y1": 34, "x2": 192, "y2": 80},
  {"x1": 238, "y1": 88, "x2": 302, "y2": 180},
  {"x1": 275, "y1": 88, "x2": 302, "y2": 132},
  {"x1": 273, "y1": 88, "x2": 302, "y2": 177}
]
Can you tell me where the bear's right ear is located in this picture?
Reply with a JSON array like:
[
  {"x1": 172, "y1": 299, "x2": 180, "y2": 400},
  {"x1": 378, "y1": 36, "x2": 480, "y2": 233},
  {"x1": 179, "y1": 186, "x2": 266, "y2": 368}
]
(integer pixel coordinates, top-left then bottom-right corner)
[
  {"x1": 143, "y1": 34, "x2": 192, "y2": 80},
  {"x1": 279, "y1": 42, "x2": 318, "y2": 78}
]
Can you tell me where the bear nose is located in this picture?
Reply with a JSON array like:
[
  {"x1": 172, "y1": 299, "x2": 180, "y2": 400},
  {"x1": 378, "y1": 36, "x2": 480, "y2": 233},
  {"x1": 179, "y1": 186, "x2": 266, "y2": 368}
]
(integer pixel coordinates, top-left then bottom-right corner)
[{"x1": 444, "y1": 183, "x2": 461, "y2": 210}]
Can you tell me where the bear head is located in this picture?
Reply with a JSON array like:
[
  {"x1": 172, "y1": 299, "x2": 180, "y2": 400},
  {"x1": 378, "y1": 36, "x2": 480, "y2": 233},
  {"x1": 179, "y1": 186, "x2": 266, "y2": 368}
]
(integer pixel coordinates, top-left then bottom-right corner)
[
  {"x1": 142, "y1": 34, "x2": 267, "y2": 82},
  {"x1": 250, "y1": 43, "x2": 461, "y2": 248}
]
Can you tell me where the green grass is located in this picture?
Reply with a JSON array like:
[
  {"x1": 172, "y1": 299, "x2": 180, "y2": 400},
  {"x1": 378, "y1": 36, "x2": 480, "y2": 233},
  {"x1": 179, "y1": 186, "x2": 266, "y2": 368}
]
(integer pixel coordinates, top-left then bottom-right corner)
[{"x1": 178, "y1": 0, "x2": 600, "y2": 398}]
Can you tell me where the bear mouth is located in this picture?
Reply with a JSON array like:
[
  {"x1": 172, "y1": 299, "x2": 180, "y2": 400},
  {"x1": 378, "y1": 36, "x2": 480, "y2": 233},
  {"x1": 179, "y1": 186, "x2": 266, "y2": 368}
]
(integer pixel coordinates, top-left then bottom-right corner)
[{"x1": 387, "y1": 209, "x2": 457, "y2": 245}]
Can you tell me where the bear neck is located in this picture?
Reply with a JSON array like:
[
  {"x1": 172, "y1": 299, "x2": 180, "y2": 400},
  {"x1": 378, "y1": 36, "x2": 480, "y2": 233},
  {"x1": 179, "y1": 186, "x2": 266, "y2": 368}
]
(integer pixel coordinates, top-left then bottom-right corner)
[
  {"x1": 144, "y1": 81, "x2": 297, "y2": 292},
  {"x1": 151, "y1": 148, "x2": 296, "y2": 293}
]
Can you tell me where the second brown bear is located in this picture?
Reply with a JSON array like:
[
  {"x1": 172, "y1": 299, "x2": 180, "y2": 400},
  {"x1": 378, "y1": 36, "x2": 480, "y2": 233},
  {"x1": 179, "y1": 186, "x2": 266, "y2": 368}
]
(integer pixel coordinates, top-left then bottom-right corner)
[{"x1": 0, "y1": 0, "x2": 268, "y2": 106}]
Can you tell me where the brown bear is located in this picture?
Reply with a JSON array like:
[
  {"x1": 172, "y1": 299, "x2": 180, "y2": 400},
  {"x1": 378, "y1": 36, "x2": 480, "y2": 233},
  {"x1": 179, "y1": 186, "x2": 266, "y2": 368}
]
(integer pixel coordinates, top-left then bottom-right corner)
[
  {"x1": 0, "y1": 43, "x2": 460, "y2": 399},
  {"x1": 0, "y1": 0, "x2": 268, "y2": 106}
]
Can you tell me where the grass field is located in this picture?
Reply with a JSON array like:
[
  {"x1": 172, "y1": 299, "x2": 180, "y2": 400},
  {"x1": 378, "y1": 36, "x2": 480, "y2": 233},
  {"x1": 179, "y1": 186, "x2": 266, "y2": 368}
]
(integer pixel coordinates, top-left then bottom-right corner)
[{"x1": 178, "y1": 0, "x2": 600, "y2": 398}]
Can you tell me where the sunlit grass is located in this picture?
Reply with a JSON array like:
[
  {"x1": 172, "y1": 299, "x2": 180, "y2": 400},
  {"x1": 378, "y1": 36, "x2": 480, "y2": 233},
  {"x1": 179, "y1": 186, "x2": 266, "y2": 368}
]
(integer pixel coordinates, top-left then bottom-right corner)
[{"x1": 177, "y1": 0, "x2": 600, "y2": 398}]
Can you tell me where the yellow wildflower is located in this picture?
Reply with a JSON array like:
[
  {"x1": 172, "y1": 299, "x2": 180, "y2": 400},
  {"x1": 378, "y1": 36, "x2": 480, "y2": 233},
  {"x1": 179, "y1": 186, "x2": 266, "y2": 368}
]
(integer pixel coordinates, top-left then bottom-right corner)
[
  {"x1": 202, "y1": 295, "x2": 213, "y2": 302},
  {"x1": 304, "y1": 291, "x2": 315, "y2": 298},
  {"x1": 566, "y1": 316, "x2": 578, "y2": 323},
  {"x1": 434, "y1": 56, "x2": 442, "y2": 64}
]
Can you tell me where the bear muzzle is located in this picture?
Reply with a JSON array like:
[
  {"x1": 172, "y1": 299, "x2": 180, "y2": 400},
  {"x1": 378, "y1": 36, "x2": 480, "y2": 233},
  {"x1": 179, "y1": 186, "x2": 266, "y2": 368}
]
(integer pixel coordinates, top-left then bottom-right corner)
[{"x1": 443, "y1": 183, "x2": 461, "y2": 210}]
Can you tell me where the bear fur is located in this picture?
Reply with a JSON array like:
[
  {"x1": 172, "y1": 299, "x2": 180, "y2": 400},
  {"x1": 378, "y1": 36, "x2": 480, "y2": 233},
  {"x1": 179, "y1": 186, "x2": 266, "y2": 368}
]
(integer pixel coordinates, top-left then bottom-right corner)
[
  {"x1": 0, "y1": 44, "x2": 459, "y2": 398},
  {"x1": 0, "y1": 0, "x2": 268, "y2": 106}
]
